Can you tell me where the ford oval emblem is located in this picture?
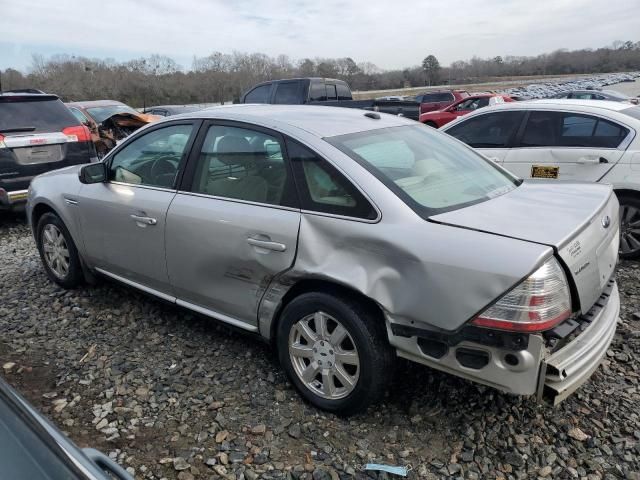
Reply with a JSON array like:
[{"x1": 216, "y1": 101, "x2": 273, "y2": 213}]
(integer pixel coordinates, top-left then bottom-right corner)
[{"x1": 602, "y1": 215, "x2": 611, "y2": 228}]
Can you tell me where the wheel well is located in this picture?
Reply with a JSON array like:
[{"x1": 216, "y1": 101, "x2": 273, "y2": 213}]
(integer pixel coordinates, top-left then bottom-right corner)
[
  {"x1": 269, "y1": 278, "x2": 385, "y2": 343},
  {"x1": 30, "y1": 203, "x2": 56, "y2": 233},
  {"x1": 614, "y1": 189, "x2": 640, "y2": 201}
]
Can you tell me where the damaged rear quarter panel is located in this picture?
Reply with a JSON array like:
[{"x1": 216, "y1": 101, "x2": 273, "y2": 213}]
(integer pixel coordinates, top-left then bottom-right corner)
[{"x1": 259, "y1": 209, "x2": 553, "y2": 337}]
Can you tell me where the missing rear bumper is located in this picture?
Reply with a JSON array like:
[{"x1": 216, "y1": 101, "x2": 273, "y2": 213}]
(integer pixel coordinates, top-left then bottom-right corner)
[{"x1": 540, "y1": 279, "x2": 619, "y2": 405}]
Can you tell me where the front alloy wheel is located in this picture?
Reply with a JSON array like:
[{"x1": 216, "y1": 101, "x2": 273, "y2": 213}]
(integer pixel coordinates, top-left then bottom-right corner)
[
  {"x1": 42, "y1": 224, "x2": 70, "y2": 280},
  {"x1": 288, "y1": 311, "x2": 360, "y2": 400},
  {"x1": 36, "y1": 212, "x2": 83, "y2": 288}
]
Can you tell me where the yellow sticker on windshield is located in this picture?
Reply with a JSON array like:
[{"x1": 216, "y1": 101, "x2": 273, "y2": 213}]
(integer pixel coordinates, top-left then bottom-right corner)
[{"x1": 531, "y1": 165, "x2": 559, "y2": 179}]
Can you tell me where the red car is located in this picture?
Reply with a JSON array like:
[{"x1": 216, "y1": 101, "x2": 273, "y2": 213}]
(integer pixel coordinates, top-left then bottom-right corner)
[
  {"x1": 419, "y1": 94, "x2": 514, "y2": 128},
  {"x1": 414, "y1": 89, "x2": 469, "y2": 114}
]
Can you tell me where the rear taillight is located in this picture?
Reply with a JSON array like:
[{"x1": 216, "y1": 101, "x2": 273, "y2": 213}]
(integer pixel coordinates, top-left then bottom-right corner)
[
  {"x1": 62, "y1": 125, "x2": 91, "y2": 143},
  {"x1": 0, "y1": 134, "x2": 5, "y2": 148},
  {"x1": 472, "y1": 257, "x2": 572, "y2": 332}
]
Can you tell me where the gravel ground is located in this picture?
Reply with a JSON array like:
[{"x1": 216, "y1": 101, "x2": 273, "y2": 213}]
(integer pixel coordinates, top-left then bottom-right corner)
[{"x1": 2, "y1": 213, "x2": 640, "y2": 480}]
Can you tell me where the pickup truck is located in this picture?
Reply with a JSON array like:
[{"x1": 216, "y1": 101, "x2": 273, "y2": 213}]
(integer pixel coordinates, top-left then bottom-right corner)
[{"x1": 240, "y1": 78, "x2": 420, "y2": 121}]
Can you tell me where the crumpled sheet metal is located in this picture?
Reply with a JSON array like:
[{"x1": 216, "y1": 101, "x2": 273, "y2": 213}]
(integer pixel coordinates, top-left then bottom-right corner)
[{"x1": 258, "y1": 213, "x2": 552, "y2": 337}]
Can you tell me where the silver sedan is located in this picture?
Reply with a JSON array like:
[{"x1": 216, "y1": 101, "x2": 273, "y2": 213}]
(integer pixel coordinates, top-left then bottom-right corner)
[{"x1": 27, "y1": 105, "x2": 620, "y2": 414}]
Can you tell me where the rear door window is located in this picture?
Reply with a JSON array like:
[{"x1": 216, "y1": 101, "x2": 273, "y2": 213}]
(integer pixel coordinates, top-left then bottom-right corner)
[
  {"x1": 309, "y1": 83, "x2": 327, "y2": 102},
  {"x1": 521, "y1": 111, "x2": 629, "y2": 148},
  {"x1": 274, "y1": 82, "x2": 301, "y2": 104},
  {"x1": 326, "y1": 84, "x2": 338, "y2": 101},
  {"x1": 0, "y1": 98, "x2": 79, "y2": 133},
  {"x1": 446, "y1": 111, "x2": 525, "y2": 147},
  {"x1": 190, "y1": 125, "x2": 296, "y2": 206},
  {"x1": 244, "y1": 84, "x2": 271, "y2": 103}
]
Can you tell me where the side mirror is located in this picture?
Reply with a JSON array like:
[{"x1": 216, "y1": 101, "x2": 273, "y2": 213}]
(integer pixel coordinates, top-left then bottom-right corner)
[{"x1": 79, "y1": 162, "x2": 107, "y2": 184}]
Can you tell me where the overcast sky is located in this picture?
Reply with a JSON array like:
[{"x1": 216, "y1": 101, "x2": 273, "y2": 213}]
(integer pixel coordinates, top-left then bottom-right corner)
[{"x1": 1, "y1": 0, "x2": 637, "y2": 72}]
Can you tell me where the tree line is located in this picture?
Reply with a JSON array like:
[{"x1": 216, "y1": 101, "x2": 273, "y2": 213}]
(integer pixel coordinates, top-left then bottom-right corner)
[{"x1": 1, "y1": 41, "x2": 639, "y2": 107}]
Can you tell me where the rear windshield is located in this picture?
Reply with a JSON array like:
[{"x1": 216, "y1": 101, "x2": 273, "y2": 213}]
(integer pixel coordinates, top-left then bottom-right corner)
[
  {"x1": 86, "y1": 105, "x2": 139, "y2": 123},
  {"x1": 0, "y1": 97, "x2": 79, "y2": 133},
  {"x1": 327, "y1": 125, "x2": 519, "y2": 216},
  {"x1": 420, "y1": 92, "x2": 454, "y2": 103},
  {"x1": 621, "y1": 106, "x2": 640, "y2": 120}
]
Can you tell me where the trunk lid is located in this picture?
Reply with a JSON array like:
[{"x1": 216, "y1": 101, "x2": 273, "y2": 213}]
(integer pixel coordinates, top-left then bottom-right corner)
[{"x1": 431, "y1": 180, "x2": 619, "y2": 314}]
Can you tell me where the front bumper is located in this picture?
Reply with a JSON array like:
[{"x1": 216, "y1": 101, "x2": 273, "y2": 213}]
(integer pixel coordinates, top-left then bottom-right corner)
[{"x1": 388, "y1": 279, "x2": 619, "y2": 403}]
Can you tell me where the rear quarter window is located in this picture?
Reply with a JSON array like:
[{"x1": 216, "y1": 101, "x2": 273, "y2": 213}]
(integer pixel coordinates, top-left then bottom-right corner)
[
  {"x1": 0, "y1": 98, "x2": 79, "y2": 133},
  {"x1": 336, "y1": 83, "x2": 351, "y2": 101}
]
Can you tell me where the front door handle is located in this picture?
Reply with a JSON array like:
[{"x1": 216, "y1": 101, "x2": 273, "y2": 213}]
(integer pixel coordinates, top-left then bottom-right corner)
[
  {"x1": 247, "y1": 237, "x2": 287, "y2": 252},
  {"x1": 130, "y1": 214, "x2": 157, "y2": 226}
]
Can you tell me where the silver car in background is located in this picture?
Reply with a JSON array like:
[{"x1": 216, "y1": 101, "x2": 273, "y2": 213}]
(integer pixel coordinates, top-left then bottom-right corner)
[{"x1": 26, "y1": 105, "x2": 620, "y2": 414}]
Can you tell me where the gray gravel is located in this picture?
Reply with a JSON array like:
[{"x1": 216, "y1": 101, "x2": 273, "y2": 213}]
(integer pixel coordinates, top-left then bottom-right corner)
[{"x1": 2, "y1": 214, "x2": 640, "y2": 480}]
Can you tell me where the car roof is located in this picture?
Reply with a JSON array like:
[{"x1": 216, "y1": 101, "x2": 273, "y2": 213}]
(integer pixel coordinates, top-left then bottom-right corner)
[
  {"x1": 169, "y1": 104, "x2": 415, "y2": 137},
  {"x1": 65, "y1": 100, "x2": 127, "y2": 108},
  {"x1": 470, "y1": 98, "x2": 632, "y2": 112},
  {"x1": 0, "y1": 92, "x2": 59, "y2": 101},
  {"x1": 441, "y1": 99, "x2": 640, "y2": 130}
]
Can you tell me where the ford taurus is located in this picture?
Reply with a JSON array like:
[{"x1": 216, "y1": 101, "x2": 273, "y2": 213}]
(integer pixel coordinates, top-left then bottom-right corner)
[{"x1": 27, "y1": 105, "x2": 620, "y2": 414}]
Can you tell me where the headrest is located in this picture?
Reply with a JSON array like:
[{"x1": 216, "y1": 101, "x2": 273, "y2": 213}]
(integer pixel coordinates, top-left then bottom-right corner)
[{"x1": 217, "y1": 135, "x2": 253, "y2": 166}]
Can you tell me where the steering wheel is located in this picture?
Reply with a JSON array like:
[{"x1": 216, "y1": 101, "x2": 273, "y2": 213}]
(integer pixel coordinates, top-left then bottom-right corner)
[{"x1": 149, "y1": 155, "x2": 177, "y2": 184}]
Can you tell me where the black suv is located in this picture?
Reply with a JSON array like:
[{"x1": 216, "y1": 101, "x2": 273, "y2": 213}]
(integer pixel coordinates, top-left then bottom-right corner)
[{"x1": 0, "y1": 91, "x2": 96, "y2": 210}]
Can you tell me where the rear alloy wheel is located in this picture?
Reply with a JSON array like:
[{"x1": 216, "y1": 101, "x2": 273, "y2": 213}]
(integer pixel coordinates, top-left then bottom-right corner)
[
  {"x1": 288, "y1": 311, "x2": 360, "y2": 400},
  {"x1": 37, "y1": 212, "x2": 83, "y2": 288},
  {"x1": 618, "y1": 195, "x2": 640, "y2": 259},
  {"x1": 277, "y1": 292, "x2": 395, "y2": 415}
]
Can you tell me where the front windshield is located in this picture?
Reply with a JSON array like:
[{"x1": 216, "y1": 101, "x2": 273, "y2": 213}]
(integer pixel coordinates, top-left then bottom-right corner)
[
  {"x1": 327, "y1": 124, "x2": 519, "y2": 216},
  {"x1": 86, "y1": 104, "x2": 139, "y2": 123}
]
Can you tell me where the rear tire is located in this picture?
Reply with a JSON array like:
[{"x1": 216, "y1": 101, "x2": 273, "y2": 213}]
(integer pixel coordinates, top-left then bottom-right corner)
[
  {"x1": 277, "y1": 291, "x2": 395, "y2": 415},
  {"x1": 36, "y1": 212, "x2": 83, "y2": 288},
  {"x1": 617, "y1": 194, "x2": 640, "y2": 260}
]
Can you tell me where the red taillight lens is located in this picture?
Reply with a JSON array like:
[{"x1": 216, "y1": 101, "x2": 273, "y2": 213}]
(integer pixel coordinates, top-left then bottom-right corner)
[
  {"x1": 472, "y1": 257, "x2": 572, "y2": 333},
  {"x1": 0, "y1": 134, "x2": 5, "y2": 148},
  {"x1": 62, "y1": 125, "x2": 91, "y2": 143}
]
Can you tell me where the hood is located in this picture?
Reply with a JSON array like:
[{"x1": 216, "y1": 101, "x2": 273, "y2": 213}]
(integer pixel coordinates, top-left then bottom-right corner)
[
  {"x1": 432, "y1": 180, "x2": 619, "y2": 313},
  {"x1": 102, "y1": 112, "x2": 161, "y2": 128},
  {"x1": 36, "y1": 164, "x2": 84, "y2": 179}
]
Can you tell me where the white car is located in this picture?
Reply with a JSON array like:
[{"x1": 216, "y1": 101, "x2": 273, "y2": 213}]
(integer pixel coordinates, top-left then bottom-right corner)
[{"x1": 442, "y1": 99, "x2": 640, "y2": 258}]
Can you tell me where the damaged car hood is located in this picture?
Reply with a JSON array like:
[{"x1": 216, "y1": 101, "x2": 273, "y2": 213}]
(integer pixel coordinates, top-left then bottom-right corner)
[{"x1": 101, "y1": 111, "x2": 160, "y2": 128}]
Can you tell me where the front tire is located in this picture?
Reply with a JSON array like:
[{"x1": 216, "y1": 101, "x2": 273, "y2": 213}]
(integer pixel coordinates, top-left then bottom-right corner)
[
  {"x1": 277, "y1": 292, "x2": 395, "y2": 415},
  {"x1": 36, "y1": 212, "x2": 83, "y2": 288},
  {"x1": 618, "y1": 194, "x2": 640, "y2": 260}
]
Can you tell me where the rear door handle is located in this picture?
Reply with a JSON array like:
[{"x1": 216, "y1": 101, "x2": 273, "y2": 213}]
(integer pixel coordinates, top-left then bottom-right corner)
[
  {"x1": 576, "y1": 156, "x2": 600, "y2": 164},
  {"x1": 247, "y1": 237, "x2": 287, "y2": 252},
  {"x1": 130, "y1": 214, "x2": 157, "y2": 226}
]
